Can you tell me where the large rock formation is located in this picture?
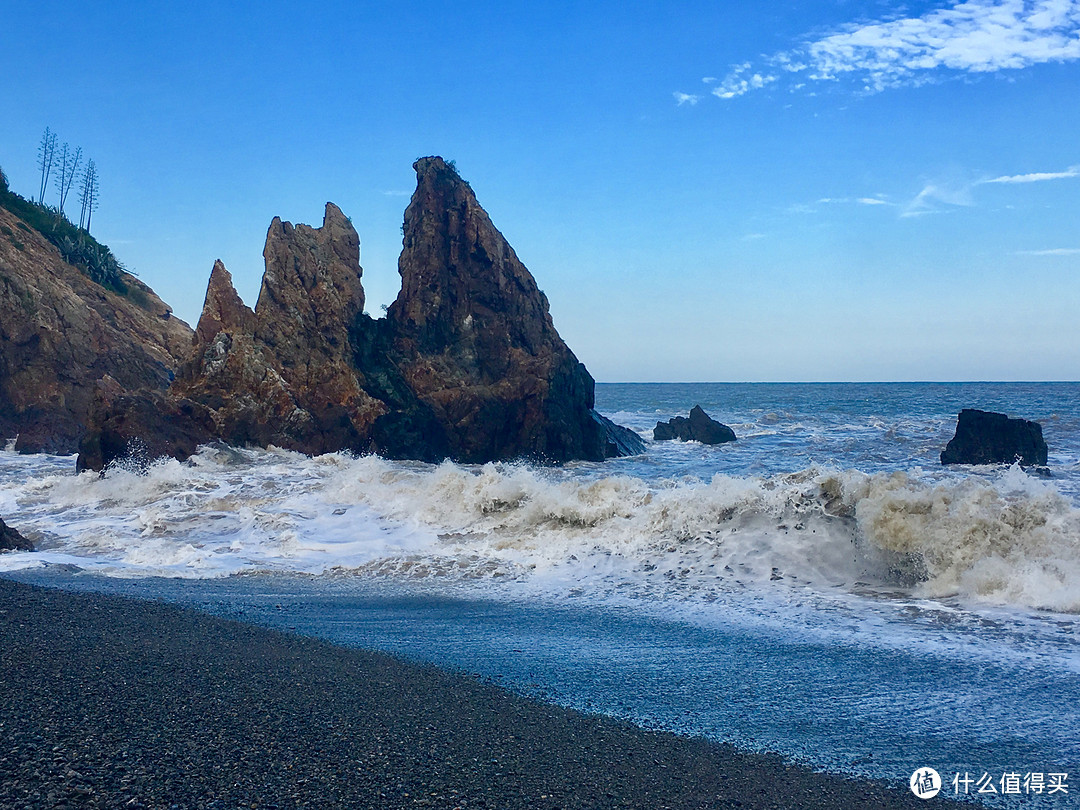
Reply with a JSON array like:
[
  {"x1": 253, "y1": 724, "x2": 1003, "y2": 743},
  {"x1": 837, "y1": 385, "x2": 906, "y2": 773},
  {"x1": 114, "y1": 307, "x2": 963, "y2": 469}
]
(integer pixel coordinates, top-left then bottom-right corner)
[
  {"x1": 0, "y1": 204, "x2": 193, "y2": 453},
  {"x1": 940, "y1": 409, "x2": 1048, "y2": 467},
  {"x1": 79, "y1": 158, "x2": 640, "y2": 469},
  {"x1": 377, "y1": 157, "x2": 610, "y2": 462},
  {"x1": 0, "y1": 517, "x2": 32, "y2": 552},
  {"x1": 172, "y1": 205, "x2": 388, "y2": 455},
  {"x1": 654, "y1": 406, "x2": 737, "y2": 445}
]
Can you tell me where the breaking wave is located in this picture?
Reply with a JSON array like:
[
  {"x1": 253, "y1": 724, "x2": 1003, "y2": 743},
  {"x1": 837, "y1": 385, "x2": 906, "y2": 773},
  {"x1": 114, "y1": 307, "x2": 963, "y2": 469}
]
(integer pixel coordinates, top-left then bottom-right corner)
[{"x1": 2, "y1": 447, "x2": 1079, "y2": 612}]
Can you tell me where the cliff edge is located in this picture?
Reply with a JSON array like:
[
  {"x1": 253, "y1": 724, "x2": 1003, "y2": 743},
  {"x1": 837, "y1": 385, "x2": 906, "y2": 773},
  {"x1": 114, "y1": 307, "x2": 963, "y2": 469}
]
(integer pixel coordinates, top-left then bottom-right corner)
[{"x1": 0, "y1": 195, "x2": 193, "y2": 453}]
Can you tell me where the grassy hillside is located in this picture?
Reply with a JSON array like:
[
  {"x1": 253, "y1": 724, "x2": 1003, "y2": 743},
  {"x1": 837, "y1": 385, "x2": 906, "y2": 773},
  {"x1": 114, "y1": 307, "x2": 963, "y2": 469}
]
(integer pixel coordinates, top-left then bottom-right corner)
[{"x1": 0, "y1": 165, "x2": 129, "y2": 295}]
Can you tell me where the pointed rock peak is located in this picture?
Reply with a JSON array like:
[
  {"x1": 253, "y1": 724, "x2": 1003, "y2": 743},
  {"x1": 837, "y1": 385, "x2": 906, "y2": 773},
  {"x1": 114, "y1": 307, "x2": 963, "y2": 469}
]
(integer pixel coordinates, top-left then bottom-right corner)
[
  {"x1": 392, "y1": 155, "x2": 552, "y2": 351},
  {"x1": 194, "y1": 259, "x2": 255, "y2": 346},
  {"x1": 409, "y1": 157, "x2": 475, "y2": 208},
  {"x1": 323, "y1": 201, "x2": 348, "y2": 226},
  {"x1": 209, "y1": 258, "x2": 232, "y2": 287}
]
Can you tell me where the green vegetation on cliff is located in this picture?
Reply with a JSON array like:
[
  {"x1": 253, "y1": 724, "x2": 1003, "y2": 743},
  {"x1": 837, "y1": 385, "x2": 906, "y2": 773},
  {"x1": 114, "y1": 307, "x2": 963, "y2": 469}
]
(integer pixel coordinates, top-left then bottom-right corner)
[{"x1": 0, "y1": 164, "x2": 128, "y2": 295}]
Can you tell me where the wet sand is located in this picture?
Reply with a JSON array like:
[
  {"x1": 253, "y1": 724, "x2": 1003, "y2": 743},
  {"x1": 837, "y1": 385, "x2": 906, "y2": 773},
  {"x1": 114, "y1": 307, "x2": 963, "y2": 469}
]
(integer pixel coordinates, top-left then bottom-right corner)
[{"x1": 0, "y1": 578, "x2": 949, "y2": 808}]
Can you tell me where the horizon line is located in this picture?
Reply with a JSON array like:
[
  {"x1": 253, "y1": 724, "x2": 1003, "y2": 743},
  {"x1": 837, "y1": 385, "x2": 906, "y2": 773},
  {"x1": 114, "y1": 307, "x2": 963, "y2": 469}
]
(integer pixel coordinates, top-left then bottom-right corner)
[{"x1": 594, "y1": 380, "x2": 1080, "y2": 385}]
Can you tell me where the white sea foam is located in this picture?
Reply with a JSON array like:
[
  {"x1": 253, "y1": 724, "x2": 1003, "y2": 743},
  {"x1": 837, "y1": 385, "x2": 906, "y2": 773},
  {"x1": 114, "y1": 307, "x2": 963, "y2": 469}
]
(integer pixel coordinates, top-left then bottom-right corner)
[{"x1": 2, "y1": 447, "x2": 1079, "y2": 612}]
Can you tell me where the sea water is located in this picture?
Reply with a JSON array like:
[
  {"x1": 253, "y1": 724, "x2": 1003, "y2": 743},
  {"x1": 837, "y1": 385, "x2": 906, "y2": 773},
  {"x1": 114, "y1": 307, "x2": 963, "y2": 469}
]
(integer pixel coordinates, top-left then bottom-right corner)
[{"x1": 2, "y1": 382, "x2": 1079, "y2": 805}]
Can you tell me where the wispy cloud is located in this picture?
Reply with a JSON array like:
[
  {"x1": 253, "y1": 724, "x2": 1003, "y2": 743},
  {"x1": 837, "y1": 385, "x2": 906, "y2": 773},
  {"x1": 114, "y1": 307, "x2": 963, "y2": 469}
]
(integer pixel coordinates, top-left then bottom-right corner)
[
  {"x1": 382, "y1": 190, "x2": 412, "y2": 197},
  {"x1": 1016, "y1": 247, "x2": 1080, "y2": 254},
  {"x1": 903, "y1": 182, "x2": 978, "y2": 216},
  {"x1": 796, "y1": 195, "x2": 895, "y2": 212},
  {"x1": 693, "y1": 0, "x2": 1080, "y2": 101},
  {"x1": 902, "y1": 162, "x2": 1080, "y2": 214},
  {"x1": 982, "y1": 165, "x2": 1080, "y2": 183},
  {"x1": 673, "y1": 92, "x2": 700, "y2": 106}
]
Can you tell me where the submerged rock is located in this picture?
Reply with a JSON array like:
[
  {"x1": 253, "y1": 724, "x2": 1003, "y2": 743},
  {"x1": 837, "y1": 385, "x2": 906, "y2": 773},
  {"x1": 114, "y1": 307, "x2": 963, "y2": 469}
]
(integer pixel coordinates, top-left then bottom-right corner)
[
  {"x1": 654, "y1": 406, "x2": 736, "y2": 445},
  {"x1": 79, "y1": 158, "x2": 637, "y2": 470},
  {"x1": 0, "y1": 517, "x2": 32, "y2": 552},
  {"x1": 940, "y1": 409, "x2": 1048, "y2": 467},
  {"x1": 592, "y1": 411, "x2": 647, "y2": 458}
]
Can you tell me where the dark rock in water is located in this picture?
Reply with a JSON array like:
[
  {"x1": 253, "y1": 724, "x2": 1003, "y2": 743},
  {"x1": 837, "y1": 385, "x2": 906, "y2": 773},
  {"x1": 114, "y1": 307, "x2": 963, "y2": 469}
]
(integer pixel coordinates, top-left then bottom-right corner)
[
  {"x1": 78, "y1": 157, "x2": 638, "y2": 470},
  {"x1": 592, "y1": 411, "x2": 647, "y2": 457},
  {"x1": 940, "y1": 409, "x2": 1048, "y2": 467},
  {"x1": 0, "y1": 517, "x2": 32, "y2": 552},
  {"x1": 77, "y1": 389, "x2": 216, "y2": 473},
  {"x1": 654, "y1": 405, "x2": 736, "y2": 445}
]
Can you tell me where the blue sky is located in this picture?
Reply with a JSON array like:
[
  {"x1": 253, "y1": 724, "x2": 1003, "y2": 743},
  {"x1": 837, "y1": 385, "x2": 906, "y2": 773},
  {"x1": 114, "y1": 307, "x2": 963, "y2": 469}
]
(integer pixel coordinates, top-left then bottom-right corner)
[{"x1": 2, "y1": 1, "x2": 1078, "y2": 381}]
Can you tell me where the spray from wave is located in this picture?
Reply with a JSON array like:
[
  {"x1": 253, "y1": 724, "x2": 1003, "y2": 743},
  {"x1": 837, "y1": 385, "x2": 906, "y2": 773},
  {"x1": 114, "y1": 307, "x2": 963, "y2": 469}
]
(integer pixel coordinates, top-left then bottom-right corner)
[{"x1": 2, "y1": 447, "x2": 1079, "y2": 611}]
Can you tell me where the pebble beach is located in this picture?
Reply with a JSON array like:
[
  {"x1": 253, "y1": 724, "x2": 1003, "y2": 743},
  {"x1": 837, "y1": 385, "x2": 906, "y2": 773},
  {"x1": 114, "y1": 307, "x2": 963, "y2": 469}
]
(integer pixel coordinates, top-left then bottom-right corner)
[{"x1": 0, "y1": 578, "x2": 944, "y2": 809}]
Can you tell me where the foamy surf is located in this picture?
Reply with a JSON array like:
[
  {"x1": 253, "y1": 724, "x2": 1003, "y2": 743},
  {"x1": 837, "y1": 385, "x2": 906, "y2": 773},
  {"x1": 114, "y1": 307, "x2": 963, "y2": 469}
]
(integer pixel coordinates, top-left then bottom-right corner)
[{"x1": 2, "y1": 445, "x2": 1079, "y2": 612}]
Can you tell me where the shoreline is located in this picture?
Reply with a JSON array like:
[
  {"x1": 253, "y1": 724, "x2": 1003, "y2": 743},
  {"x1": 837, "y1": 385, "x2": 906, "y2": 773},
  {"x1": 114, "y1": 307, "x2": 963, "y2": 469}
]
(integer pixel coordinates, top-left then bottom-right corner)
[{"x1": 0, "y1": 577, "x2": 952, "y2": 809}]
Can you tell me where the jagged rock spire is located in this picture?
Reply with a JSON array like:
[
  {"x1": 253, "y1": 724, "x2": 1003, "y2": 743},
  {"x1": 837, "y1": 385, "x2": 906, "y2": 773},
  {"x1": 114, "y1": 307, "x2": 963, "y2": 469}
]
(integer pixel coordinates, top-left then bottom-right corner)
[
  {"x1": 193, "y1": 260, "x2": 255, "y2": 348},
  {"x1": 256, "y1": 202, "x2": 364, "y2": 363},
  {"x1": 384, "y1": 156, "x2": 605, "y2": 462}
]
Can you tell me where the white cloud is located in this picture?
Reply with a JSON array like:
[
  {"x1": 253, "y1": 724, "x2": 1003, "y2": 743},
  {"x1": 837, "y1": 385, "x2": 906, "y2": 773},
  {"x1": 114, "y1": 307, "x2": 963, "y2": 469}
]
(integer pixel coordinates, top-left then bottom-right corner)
[
  {"x1": 902, "y1": 182, "x2": 977, "y2": 216},
  {"x1": 704, "y1": 0, "x2": 1080, "y2": 100},
  {"x1": 856, "y1": 197, "x2": 891, "y2": 205},
  {"x1": 711, "y1": 64, "x2": 778, "y2": 99},
  {"x1": 982, "y1": 164, "x2": 1080, "y2": 182},
  {"x1": 673, "y1": 92, "x2": 701, "y2": 106},
  {"x1": 1017, "y1": 247, "x2": 1080, "y2": 254}
]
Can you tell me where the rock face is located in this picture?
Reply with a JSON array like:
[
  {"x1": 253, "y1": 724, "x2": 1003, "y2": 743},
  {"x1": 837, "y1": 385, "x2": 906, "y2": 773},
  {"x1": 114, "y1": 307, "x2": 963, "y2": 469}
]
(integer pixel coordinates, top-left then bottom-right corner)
[
  {"x1": 75, "y1": 388, "x2": 217, "y2": 473},
  {"x1": 79, "y1": 158, "x2": 639, "y2": 469},
  {"x1": 0, "y1": 205, "x2": 193, "y2": 453},
  {"x1": 0, "y1": 517, "x2": 32, "y2": 552},
  {"x1": 940, "y1": 409, "x2": 1048, "y2": 467},
  {"x1": 378, "y1": 157, "x2": 608, "y2": 462},
  {"x1": 654, "y1": 406, "x2": 737, "y2": 445},
  {"x1": 170, "y1": 207, "x2": 387, "y2": 456}
]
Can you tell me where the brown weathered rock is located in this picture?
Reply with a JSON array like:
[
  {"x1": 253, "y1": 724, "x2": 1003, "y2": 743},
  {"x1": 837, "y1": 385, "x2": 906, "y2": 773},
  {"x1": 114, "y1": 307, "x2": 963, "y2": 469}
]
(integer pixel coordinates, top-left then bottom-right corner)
[
  {"x1": 76, "y1": 389, "x2": 216, "y2": 473},
  {"x1": 382, "y1": 157, "x2": 608, "y2": 462},
  {"x1": 168, "y1": 206, "x2": 386, "y2": 456},
  {"x1": 192, "y1": 260, "x2": 255, "y2": 347},
  {"x1": 79, "y1": 159, "x2": 640, "y2": 470},
  {"x1": 0, "y1": 205, "x2": 193, "y2": 453}
]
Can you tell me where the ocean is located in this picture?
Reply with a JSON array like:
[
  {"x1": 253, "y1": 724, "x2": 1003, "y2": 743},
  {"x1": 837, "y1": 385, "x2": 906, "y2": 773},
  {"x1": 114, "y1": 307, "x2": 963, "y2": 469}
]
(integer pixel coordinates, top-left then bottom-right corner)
[{"x1": 2, "y1": 382, "x2": 1079, "y2": 805}]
